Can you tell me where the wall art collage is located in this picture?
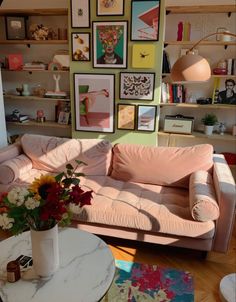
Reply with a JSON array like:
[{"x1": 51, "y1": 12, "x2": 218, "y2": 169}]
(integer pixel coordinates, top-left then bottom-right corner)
[{"x1": 71, "y1": 0, "x2": 161, "y2": 133}]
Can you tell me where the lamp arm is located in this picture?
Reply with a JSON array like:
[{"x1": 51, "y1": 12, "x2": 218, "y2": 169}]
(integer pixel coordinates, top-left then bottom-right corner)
[{"x1": 188, "y1": 31, "x2": 236, "y2": 53}]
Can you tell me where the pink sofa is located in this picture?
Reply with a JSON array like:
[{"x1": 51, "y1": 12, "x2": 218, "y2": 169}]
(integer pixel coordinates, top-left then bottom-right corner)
[{"x1": 0, "y1": 134, "x2": 235, "y2": 253}]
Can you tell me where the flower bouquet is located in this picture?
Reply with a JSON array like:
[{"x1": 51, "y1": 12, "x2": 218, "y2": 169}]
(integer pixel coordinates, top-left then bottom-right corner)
[{"x1": 0, "y1": 160, "x2": 93, "y2": 235}]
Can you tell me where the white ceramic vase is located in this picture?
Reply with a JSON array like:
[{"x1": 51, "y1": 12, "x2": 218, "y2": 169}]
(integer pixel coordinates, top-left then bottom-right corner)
[
  {"x1": 30, "y1": 224, "x2": 59, "y2": 277},
  {"x1": 204, "y1": 125, "x2": 214, "y2": 135}
]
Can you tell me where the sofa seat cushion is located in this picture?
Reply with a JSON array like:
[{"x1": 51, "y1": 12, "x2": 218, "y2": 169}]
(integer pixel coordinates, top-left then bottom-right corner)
[
  {"x1": 73, "y1": 176, "x2": 215, "y2": 239},
  {"x1": 111, "y1": 143, "x2": 213, "y2": 188},
  {"x1": 21, "y1": 134, "x2": 112, "y2": 176}
]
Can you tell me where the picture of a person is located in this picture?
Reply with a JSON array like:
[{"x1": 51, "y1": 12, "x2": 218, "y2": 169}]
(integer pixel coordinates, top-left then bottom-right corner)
[{"x1": 217, "y1": 79, "x2": 236, "y2": 104}]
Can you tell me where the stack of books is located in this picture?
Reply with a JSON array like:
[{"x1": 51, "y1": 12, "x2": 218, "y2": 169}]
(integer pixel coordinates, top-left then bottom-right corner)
[
  {"x1": 22, "y1": 63, "x2": 47, "y2": 71},
  {"x1": 6, "y1": 114, "x2": 30, "y2": 123},
  {"x1": 44, "y1": 91, "x2": 68, "y2": 99}
]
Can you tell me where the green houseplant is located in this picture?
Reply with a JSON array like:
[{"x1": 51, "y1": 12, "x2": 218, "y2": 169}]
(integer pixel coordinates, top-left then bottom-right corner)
[{"x1": 201, "y1": 113, "x2": 218, "y2": 135}]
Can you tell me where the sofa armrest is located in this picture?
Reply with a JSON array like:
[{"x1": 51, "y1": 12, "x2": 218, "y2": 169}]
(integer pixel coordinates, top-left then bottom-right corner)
[
  {"x1": 0, "y1": 155, "x2": 33, "y2": 185},
  {"x1": 0, "y1": 143, "x2": 22, "y2": 164},
  {"x1": 212, "y1": 154, "x2": 236, "y2": 252}
]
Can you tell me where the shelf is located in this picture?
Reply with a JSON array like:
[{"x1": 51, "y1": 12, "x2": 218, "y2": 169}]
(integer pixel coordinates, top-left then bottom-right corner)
[
  {"x1": 0, "y1": 8, "x2": 68, "y2": 16},
  {"x1": 4, "y1": 94, "x2": 70, "y2": 102},
  {"x1": 162, "y1": 73, "x2": 236, "y2": 79},
  {"x1": 0, "y1": 40, "x2": 68, "y2": 45},
  {"x1": 6, "y1": 120, "x2": 70, "y2": 129},
  {"x1": 1, "y1": 69, "x2": 69, "y2": 73},
  {"x1": 164, "y1": 41, "x2": 236, "y2": 46},
  {"x1": 166, "y1": 5, "x2": 236, "y2": 14},
  {"x1": 158, "y1": 131, "x2": 236, "y2": 142},
  {"x1": 159, "y1": 103, "x2": 236, "y2": 109}
]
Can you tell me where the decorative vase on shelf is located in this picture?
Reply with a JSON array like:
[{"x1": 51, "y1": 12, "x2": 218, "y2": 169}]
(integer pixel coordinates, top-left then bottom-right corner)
[
  {"x1": 22, "y1": 84, "x2": 30, "y2": 96},
  {"x1": 204, "y1": 125, "x2": 214, "y2": 135},
  {"x1": 30, "y1": 224, "x2": 59, "y2": 278}
]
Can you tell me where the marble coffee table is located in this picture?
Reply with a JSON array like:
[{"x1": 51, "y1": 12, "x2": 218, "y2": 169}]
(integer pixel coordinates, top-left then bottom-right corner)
[{"x1": 0, "y1": 228, "x2": 115, "y2": 302}]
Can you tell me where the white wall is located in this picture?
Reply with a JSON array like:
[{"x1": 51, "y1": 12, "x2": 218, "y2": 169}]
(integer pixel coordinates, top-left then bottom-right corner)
[
  {"x1": 1, "y1": 0, "x2": 67, "y2": 8},
  {"x1": 0, "y1": 69, "x2": 8, "y2": 148}
]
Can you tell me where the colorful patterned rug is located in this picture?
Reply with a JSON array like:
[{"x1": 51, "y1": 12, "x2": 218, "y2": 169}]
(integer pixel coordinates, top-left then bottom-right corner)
[{"x1": 102, "y1": 260, "x2": 194, "y2": 301}]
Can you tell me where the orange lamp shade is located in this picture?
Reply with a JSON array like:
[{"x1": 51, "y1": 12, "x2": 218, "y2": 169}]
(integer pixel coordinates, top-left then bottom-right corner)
[{"x1": 170, "y1": 53, "x2": 211, "y2": 82}]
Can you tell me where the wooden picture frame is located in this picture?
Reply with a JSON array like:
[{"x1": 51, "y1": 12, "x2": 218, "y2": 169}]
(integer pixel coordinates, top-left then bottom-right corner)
[
  {"x1": 131, "y1": 0, "x2": 161, "y2": 41},
  {"x1": 5, "y1": 16, "x2": 27, "y2": 40},
  {"x1": 137, "y1": 105, "x2": 157, "y2": 132},
  {"x1": 74, "y1": 73, "x2": 115, "y2": 133},
  {"x1": 120, "y1": 72, "x2": 155, "y2": 100},
  {"x1": 117, "y1": 104, "x2": 136, "y2": 130},
  {"x1": 70, "y1": 0, "x2": 90, "y2": 28},
  {"x1": 58, "y1": 111, "x2": 70, "y2": 125},
  {"x1": 212, "y1": 77, "x2": 236, "y2": 105},
  {"x1": 93, "y1": 21, "x2": 128, "y2": 69},
  {"x1": 71, "y1": 33, "x2": 90, "y2": 61},
  {"x1": 96, "y1": 0, "x2": 125, "y2": 16}
]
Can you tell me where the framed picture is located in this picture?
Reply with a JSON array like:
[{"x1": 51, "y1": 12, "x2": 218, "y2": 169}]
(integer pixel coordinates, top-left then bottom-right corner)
[
  {"x1": 120, "y1": 72, "x2": 155, "y2": 100},
  {"x1": 74, "y1": 73, "x2": 115, "y2": 133},
  {"x1": 5, "y1": 16, "x2": 27, "y2": 40},
  {"x1": 131, "y1": 0, "x2": 161, "y2": 41},
  {"x1": 70, "y1": 0, "x2": 90, "y2": 28},
  {"x1": 71, "y1": 33, "x2": 90, "y2": 61},
  {"x1": 96, "y1": 0, "x2": 125, "y2": 16},
  {"x1": 212, "y1": 77, "x2": 236, "y2": 105},
  {"x1": 117, "y1": 104, "x2": 136, "y2": 130},
  {"x1": 137, "y1": 105, "x2": 157, "y2": 132},
  {"x1": 58, "y1": 111, "x2": 70, "y2": 125},
  {"x1": 93, "y1": 21, "x2": 128, "y2": 68},
  {"x1": 132, "y1": 44, "x2": 155, "y2": 68}
]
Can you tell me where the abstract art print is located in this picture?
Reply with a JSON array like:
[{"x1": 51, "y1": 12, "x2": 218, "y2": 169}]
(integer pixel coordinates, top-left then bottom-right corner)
[
  {"x1": 120, "y1": 72, "x2": 155, "y2": 100},
  {"x1": 71, "y1": 0, "x2": 90, "y2": 28},
  {"x1": 71, "y1": 33, "x2": 90, "y2": 61},
  {"x1": 117, "y1": 104, "x2": 136, "y2": 130},
  {"x1": 137, "y1": 105, "x2": 157, "y2": 132},
  {"x1": 97, "y1": 0, "x2": 124, "y2": 16},
  {"x1": 93, "y1": 21, "x2": 128, "y2": 68},
  {"x1": 74, "y1": 73, "x2": 115, "y2": 133},
  {"x1": 131, "y1": 0, "x2": 161, "y2": 41}
]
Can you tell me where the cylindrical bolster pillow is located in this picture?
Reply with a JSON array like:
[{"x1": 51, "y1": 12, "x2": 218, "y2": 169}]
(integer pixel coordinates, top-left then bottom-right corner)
[
  {"x1": 189, "y1": 170, "x2": 220, "y2": 222},
  {"x1": 0, "y1": 155, "x2": 33, "y2": 184}
]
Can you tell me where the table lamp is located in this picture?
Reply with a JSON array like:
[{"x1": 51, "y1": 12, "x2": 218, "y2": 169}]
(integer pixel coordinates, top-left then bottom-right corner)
[{"x1": 170, "y1": 31, "x2": 236, "y2": 82}]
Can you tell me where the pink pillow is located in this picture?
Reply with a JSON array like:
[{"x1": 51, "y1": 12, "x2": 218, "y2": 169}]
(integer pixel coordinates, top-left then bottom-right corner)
[
  {"x1": 0, "y1": 143, "x2": 22, "y2": 164},
  {"x1": 189, "y1": 170, "x2": 219, "y2": 222},
  {"x1": 110, "y1": 143, "x2": 213, "y2": 188},
  {"x1": 0, "y1": 155, "x2": 32, "y2": 184}
]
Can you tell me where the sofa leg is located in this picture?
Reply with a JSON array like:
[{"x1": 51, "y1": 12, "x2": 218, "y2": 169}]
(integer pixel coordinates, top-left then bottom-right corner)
[{"x1": 201, "y1": 251, "x2": 208, "y2": 259}]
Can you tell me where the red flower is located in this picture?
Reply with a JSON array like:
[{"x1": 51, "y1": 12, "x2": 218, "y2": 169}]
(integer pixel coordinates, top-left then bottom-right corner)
[
  {"x1": 69, "y1": 185, "x2": 92, "y2": 207},
  {"x1": 46, "y1": 182, "x2": 64, "y2": 203}
]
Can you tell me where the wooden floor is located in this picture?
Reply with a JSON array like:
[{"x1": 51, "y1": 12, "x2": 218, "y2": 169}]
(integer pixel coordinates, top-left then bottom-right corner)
[{"x1": 102, "y1": 219, "x2": 236, "y2": 302}]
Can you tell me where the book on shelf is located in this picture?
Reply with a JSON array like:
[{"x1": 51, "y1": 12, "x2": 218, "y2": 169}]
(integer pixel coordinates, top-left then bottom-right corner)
[
  {"x1": 22, "y1": 62, "x2": 47, "y2": 71},
  {"x1": 162, "y1": 50, "x2": 171, "y2": 74},
  {"x1": 6, "y1": 114, "x2": 29, "y2": 122},
  {"x1": 161, "y1": 82, "x2": 185, "y2": 103},
  {"x1": 44, "y1": 91, "x2": 68, "y2": 99}
]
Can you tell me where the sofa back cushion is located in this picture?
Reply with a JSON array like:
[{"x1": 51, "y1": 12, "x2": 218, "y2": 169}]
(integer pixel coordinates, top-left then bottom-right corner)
[
  {"x1": 110, "y1": 143, "x2": 213, "y2": 188},
  {"x1": 21, "y1": 134, "x2": 112, "y2": 176}
]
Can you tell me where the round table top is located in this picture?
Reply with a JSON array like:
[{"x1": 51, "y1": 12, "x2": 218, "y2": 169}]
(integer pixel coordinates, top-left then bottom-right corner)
[
  {"x1": 0, "y1": 228, "x2": 115, "y2": 302},
  {"x1": 219, "y1": 273, "x2": 236, "y2": 302}
]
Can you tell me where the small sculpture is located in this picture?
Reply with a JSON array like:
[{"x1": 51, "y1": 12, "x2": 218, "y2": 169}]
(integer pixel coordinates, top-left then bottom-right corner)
[
  {"x1": 53, "y1": 74, "x2": 61, "y2": 92},
  {"x1": 218, "y1": 122, "x2": 226, "y2": 135}
]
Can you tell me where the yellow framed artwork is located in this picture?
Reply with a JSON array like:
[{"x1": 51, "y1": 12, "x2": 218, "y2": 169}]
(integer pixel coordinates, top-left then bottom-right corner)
[
  {"x1": 117, "y1": 104, "x2": 136, "y2": 130},
  {"x1": 132, "y1": 44, "x2": 155, "y2": 68}
]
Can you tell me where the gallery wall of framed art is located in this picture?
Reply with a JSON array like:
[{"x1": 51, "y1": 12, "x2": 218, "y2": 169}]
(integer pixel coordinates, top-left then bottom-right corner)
[{"x1": 69, "y1": 0, "x2": 165, "y2": 146}]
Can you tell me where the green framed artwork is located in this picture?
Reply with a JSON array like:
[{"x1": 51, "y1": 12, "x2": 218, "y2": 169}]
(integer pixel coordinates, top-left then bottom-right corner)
[
  {"x1": 92, "y1": 21, "x2": 128, "y2": 68},
  {"x1": 132, "y1": 44, "x2": 155, "y2": 68}
]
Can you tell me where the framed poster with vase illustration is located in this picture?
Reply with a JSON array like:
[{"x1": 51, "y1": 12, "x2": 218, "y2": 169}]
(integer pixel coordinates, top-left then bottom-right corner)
[
  {"x1": 74, "y1": 73, "x2": 115, "y2": 133},
  {"x1": 137, "y1": 105, "x2": 157, "y2": 132},
  {"x1": 120, "y1": 72, "x2": 155, "y2": 100},
  {"x1": 117, "y1": 104, "x2": 136, "y2": 130}
]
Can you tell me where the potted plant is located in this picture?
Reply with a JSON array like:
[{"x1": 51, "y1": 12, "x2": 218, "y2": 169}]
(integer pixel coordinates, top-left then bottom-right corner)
[{"x1": 201, "y1": 113, "x2": 218, "y2": 135}]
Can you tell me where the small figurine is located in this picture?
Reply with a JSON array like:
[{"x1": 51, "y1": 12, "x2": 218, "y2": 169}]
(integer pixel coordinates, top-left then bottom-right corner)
[
  {"x1": 53, "y1": 74, "x2": 61, "y2": 92},
  {"x1": 218, "y1": 122, "x2": 226, "y2": 135}
]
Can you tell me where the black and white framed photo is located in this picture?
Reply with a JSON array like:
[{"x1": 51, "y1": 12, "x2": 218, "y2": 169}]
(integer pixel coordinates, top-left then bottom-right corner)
[
  {"x1": 71, "y1": 33, "x2": 90, "y2": 61},
  {"x1": 96, "y1": 0, "x2": 125, "y2": 16},
  {"x1": 131, "y1": 0, "x2": 161, "y2": 41},
  {"x1": 71, "y1": 0, "x2": 90, "y2": 28},
  {"x1": 74, "y1": 73, "x2": 115, "y2": 133},
  {"x1": 5, "y1": 16, "x2": 27, "y2": 40},
  {"x1": 137, "y1": 105, "x2": 157, "y2": 132},
  {"x1": 120, "y1": 72, "x2": 155, "y2": 100},
  {"x1": 117, "y1": 104, "x2": 136, "y2": 130},
  {"x1": 213, "y1": 77, "x2": 236, "y2": 105},
  {"x1": 93, "y1": 21, "x2": 128, "y2": 68}
]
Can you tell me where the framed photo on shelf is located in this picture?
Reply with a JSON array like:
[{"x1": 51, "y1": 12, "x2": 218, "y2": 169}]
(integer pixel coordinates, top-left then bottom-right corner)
[
  {"x1": 120, "y1": 72, "x2": 155, "y2": 100},
  {"x1": 5, "y1": 16, "x2": 27, "y2": 40},
  {"x1": 131, "y1": 0, "x2": 161, "y2": 41},
  {"x1": 71, "y1": 33, "x2": 90, "y2": 61},
  {"x1": 96, "y1": 0, "x2": 124, "y2": 16},
  {"x1": 58, "y1": 111, "x2": 70, "y2": 125},
  {"x1": 212, "y1": 77, "x2": 236, "y2": 105},
  {"x1": 92, "y1": 21, "x2": 128, "y2": 68},
  {"x1": 117, "y1": 104, "x2": 136, "y2": 130},
  {"x1": 74, "y1": 73, "x2": 115, "y2": 133},
  {"x1": 137, "y1": 105, "x2": 157, "y2": 132},
  {"x1": 70, "y1": 0, "x2": 90, "y2": 28}
]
